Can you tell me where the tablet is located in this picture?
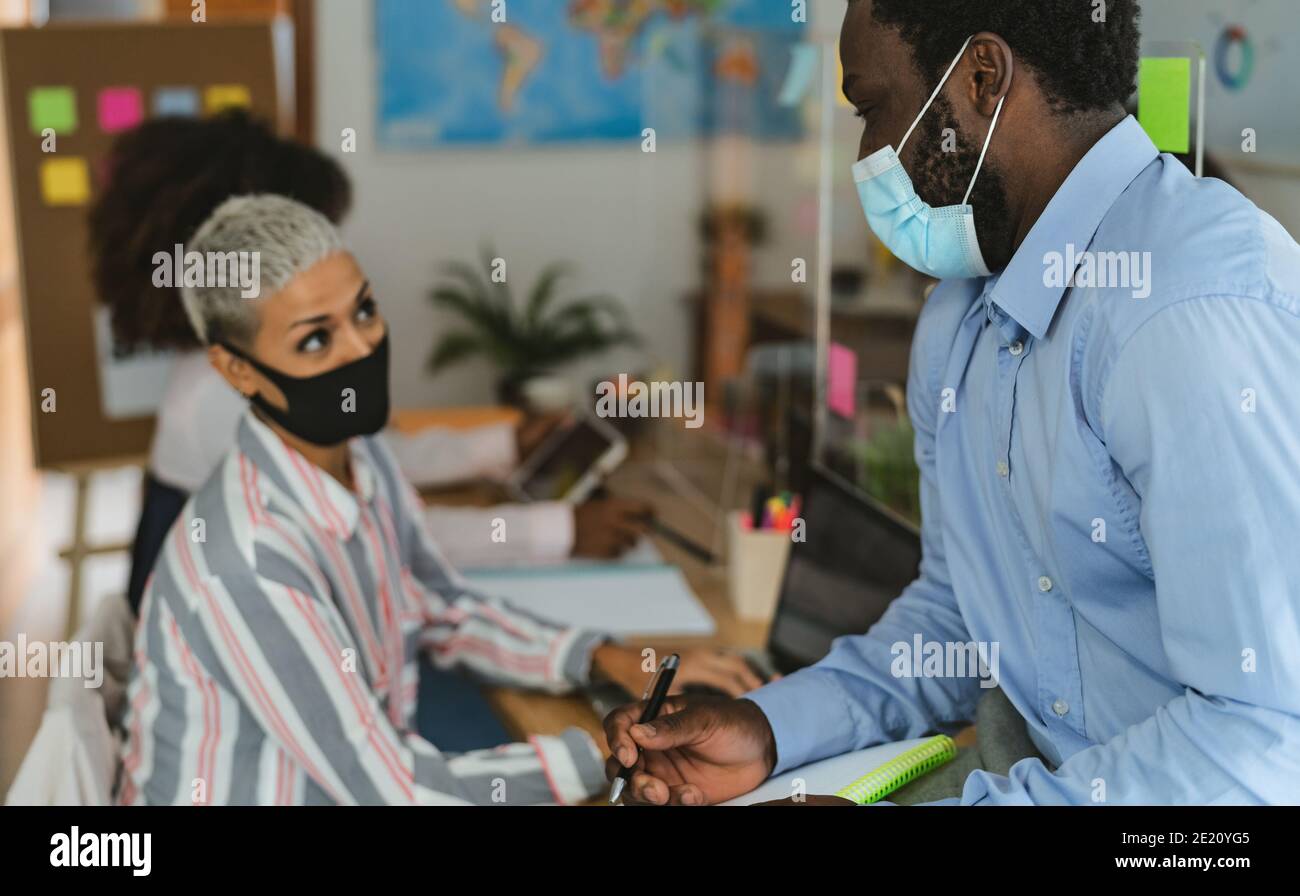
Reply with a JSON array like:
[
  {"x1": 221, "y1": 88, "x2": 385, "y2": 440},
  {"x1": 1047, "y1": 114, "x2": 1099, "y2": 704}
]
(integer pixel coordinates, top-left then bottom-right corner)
[{"x1": 506, "y1": 415, "x2": 627, "y2": 503}]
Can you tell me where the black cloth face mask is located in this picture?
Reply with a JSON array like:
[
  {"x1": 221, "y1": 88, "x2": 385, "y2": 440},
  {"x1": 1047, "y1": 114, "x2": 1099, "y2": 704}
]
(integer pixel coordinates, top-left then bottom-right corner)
[{"x1": 221, "y1": 332, "x2": 391, "y2": 447}]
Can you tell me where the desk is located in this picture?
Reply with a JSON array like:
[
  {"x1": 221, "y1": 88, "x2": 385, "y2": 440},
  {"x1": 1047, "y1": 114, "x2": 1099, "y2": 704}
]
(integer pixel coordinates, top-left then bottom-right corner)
[
  {"x1": 424, "y1": 419, "x2": 976, "y2": 758},
  {"x1": 481, "y1": 425, "x2": 771, "y2": 749},
  {"x1": 483, "y1": 527, "x2": 769, "y2": 748}
]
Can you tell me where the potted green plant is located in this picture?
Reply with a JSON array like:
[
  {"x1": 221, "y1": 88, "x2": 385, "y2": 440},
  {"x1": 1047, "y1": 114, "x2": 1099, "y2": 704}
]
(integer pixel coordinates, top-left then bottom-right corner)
[
  {"x1": 854, "y1": 420, "x2": 921, "y2": 525},
  {"x1": 427, "y1": 249, "x2": 641, "y2": 406}
]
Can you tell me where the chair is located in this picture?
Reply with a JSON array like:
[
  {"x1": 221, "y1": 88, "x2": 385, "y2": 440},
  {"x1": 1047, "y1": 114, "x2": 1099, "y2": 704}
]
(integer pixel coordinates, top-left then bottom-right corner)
[{"x1": 5, "y1": 593, "x2": 133, "y2": 806}]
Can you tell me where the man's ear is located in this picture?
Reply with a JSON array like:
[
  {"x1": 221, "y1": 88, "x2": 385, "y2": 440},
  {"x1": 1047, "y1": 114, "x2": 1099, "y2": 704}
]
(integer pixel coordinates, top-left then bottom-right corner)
[
  {"x1": 966, "y1": 32, "x2": 1014, "y2": 117},
  {"x1": 207, "y1": 344, "x2": 256, "y2": 398}
]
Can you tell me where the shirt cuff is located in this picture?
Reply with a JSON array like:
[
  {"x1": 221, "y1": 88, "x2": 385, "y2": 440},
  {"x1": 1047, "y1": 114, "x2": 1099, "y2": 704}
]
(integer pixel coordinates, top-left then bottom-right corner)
[
  {"x1": 746, "y1": 671, "x2": 877, "y2": 776},
  {"x1": 556, "y1": 628, "x2": 612, "y2": 688},
  {"x1": 525, "y1": 501, "x2": 574, "y2": 559},
  {"x1": 477, "y1": 422, "x2": 520, "y2": 481},
  {"x1": 529, "y1": 728, "x2": 606, "y2": 804},
  {"x1": 388, "y1": 422, "x2": 519, "y2": 487}
]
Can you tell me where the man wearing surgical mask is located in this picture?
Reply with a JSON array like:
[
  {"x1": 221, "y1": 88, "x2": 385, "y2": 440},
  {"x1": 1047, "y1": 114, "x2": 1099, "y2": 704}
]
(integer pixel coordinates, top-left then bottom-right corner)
[
  {"x1": 603, "y1": 0, "x2": 1300, "y2": 806},
  {"x1": 116, "y1": 195, "x2": 760, "y2": 806}
]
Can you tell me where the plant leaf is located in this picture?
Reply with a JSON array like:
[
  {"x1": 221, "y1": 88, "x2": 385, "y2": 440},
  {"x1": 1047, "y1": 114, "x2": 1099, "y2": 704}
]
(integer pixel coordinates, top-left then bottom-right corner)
[
  {"x1": 479, "y1": 244, "x2": 515, "y2": 316},
  {"x1": 428, "y1": 252, "x2": 642, "y2": 377},
  {"x1": 546, "y1": 295, "x2": 629, "y2": 327},
  {"x1": 427, "y1": 330, "x2": 487, "y2": 373},
  {"x1": 437, "y1": 259, "x2": 491, "y2": 303},
  {"x1": 525, "y1": 262, "x2": 574, "y2": 327},
  {"x1": 427, "y1": 285, "x2": 512, "y2": 336}
]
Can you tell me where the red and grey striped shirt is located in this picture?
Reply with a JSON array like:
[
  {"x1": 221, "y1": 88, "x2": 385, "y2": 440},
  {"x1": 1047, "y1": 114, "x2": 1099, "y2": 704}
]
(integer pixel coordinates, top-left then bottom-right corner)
[{"x1": 119, "y1": 411, "x2": 607, "y2": 805}]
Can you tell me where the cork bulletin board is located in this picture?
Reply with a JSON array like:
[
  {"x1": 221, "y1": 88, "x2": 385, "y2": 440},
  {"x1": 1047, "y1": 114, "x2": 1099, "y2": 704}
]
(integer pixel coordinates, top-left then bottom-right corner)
[{"x1": 0, "y1": 21, "x2": 283, "y2": 469}]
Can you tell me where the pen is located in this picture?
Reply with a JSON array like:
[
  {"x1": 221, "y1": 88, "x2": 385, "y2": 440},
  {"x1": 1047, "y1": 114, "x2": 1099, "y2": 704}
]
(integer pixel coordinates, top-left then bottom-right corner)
[
  {"x1": 649, "y1": 518, "x2": 716, "y2": 564},
  {"x1": 591, "y1": 487, "x2": 716, "y2": 564},
  {"x1": 751, "y1": 485, "x2": 769, "y2": 532},
  {"x1": 609, "y1": 652, "x2": 679, "y2": 804}
]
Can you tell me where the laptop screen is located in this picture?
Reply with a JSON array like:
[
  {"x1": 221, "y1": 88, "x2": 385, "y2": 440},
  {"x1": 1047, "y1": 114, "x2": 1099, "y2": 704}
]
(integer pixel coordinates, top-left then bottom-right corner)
[{"x1": 766, "y1": 468, "x2": 922, "y2": 674}]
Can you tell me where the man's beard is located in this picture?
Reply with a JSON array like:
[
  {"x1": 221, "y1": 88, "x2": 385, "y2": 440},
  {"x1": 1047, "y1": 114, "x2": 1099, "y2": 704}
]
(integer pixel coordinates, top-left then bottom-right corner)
[{"x1": 904, "y1": 93, "x2": 1015, "y2": 272}]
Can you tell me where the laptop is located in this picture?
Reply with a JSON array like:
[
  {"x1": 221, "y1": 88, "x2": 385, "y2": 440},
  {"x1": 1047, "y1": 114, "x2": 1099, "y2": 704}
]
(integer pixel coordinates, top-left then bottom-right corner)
[{"x1": 587, "y1": 465, "x2": 923, "y2": 717}]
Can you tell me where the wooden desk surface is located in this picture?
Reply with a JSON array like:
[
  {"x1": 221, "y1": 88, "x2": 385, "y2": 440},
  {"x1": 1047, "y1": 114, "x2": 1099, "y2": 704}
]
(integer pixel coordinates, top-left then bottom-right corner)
[
  {"x1": 482, "y1": 531, "x2": 768, "y2": 749},
  {"x1": 434, "y1": 420, "x2": 978, "y2": 770},
  {"x1": 475, "y1": 424, "x2": 771, "y2": 751}
]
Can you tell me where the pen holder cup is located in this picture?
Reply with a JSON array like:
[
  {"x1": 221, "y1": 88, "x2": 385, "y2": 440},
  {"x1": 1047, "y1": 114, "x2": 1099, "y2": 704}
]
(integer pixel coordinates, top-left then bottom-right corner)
[{"x1": 726, "y1": 511, "x2": 794, "y2": 622}]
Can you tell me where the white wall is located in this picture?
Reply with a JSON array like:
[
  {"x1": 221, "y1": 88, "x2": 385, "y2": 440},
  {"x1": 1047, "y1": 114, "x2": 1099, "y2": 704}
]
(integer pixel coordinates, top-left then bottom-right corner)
[
  {"x1": 1224, "y1": 164, "x2": 1300, "y2": 238},
  {"x1": 314, "y1": 0, "x2": 827, "y2": 409},
  {"x1": 315, "y1": 0, "x2": 707, "y2": 408}
]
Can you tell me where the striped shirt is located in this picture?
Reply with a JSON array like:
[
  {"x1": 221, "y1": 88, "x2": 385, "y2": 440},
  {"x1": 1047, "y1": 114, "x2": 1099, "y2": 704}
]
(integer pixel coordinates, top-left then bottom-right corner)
[{"x1": 118, "y1": 410, "x2": 607, "y2": 806}]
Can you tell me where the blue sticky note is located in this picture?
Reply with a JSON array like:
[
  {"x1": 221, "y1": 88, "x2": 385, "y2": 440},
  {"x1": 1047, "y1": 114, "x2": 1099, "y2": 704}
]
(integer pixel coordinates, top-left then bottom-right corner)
[
  {"x1": 153, "y1": 86, "x2": 200, "y2": 118},
  {"x1": 779, "y1": 44, "x2": 820, "y2": 107}
]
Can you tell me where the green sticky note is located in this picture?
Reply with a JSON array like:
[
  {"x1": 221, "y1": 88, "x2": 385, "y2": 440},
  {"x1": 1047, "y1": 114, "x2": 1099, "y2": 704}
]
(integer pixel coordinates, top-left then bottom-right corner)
[
  {"x1": 1138, "y1": 57, "x2": 1190, "y2": 153},
  {"x1": 29, "y1": 86, "x2": 78, "y2": 136}
]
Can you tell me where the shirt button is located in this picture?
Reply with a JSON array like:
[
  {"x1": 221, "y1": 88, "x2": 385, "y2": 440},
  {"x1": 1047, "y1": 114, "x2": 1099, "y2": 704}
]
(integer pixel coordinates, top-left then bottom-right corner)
[
  {"x1": 1008, "y1": 341, "x2": 1024, "y2": 356},
  {"x1": 1038, "y1": 576, "x2": 1054, "y2": 593},
  {"x1": 1052, "y1": 699, "x2": 1070, "y2": 717},
  {"x1": 996, "y1": 460, "x2": 1009, "y2": 478}
]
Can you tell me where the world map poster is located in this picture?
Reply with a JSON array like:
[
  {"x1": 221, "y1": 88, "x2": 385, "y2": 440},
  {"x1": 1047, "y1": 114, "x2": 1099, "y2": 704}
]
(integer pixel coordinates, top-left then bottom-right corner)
[{"x1": 376, "y1": 0, "x2": 805, "y2": 148}]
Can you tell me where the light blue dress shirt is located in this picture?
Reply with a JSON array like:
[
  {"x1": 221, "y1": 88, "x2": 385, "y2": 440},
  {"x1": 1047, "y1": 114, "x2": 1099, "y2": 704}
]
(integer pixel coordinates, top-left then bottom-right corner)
[{"x1": 749, "y1": 116, "x2": 1300, "y2": 805}]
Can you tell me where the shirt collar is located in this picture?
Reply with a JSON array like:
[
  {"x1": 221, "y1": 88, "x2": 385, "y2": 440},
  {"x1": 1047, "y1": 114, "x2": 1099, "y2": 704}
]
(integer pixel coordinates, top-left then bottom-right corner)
[
  {"x1": 237, "y1": 409, "x2": 375, "y2": 539},
  {"x1": 986, "y1": 115, "x2": 1158, "y2": 340}
]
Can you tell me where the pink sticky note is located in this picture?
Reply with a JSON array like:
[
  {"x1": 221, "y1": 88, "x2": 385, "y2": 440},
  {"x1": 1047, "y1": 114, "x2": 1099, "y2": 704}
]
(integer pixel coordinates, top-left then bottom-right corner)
[
  {"x1": 828, "y1": 342, "x2": 858, "y2": 419},
  {"x1": 98, "y1": 87, "x2": 144, "y2": 133}
]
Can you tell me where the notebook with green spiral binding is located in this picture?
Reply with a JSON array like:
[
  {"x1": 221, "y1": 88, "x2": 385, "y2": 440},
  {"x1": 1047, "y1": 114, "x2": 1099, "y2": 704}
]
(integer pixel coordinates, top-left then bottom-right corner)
[{"x1": 834, "y1": 734, "x2": 957, "y2": 805}]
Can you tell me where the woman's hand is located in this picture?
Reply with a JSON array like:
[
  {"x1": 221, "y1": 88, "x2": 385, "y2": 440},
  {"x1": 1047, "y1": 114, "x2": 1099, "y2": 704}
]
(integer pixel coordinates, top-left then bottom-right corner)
[
  {"x1": 572, "y1": 498, "x2": 651, "y2": 558},
  {"x1": 671, "y1": 649, "x2": 766, "y2": 696},
  {"x1": 591, "y1": 646, "x2": 768, "y2": 698},
  {"x1": 514, "y1": 413, "x2": 569, "y2": 461}
]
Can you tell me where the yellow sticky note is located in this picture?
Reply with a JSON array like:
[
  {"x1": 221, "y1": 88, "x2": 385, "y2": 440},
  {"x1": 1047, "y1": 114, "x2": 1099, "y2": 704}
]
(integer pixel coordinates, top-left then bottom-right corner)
[
  {"x1": 1138, "y1": 57, "x2": 1190, "y2": 154},
  {"x1": 204, "y1": 84, "x2": 251, "y2": 115},
  {"x1": 40, "y1": 157, "x2": 91, "y2": 206}
]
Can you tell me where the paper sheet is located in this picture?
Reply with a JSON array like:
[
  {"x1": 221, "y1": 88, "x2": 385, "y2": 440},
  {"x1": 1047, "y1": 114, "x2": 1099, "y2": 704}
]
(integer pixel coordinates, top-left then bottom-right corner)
[
  {"x1": 459, "y1": 537, "x2": 663, "y2": 574},
  {"x1": 720, "y1": 738, "x2": 929, "y2": 805},
  {"x1": 465, "y1": 563, "x2": 716, "y2": 638}
]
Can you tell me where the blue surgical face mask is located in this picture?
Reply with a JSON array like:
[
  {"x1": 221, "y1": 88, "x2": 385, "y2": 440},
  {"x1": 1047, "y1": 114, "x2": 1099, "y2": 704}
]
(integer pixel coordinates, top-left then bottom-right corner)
[{"x1": 853, "y1": 35, "x2": 1008, "y2": 280}]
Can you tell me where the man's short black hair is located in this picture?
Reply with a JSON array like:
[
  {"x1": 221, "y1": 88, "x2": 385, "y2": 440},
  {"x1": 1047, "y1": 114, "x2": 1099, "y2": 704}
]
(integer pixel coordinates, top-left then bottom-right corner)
[{"x1": 865, "y1": 0, "x2": 1141, "y2": 116}]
